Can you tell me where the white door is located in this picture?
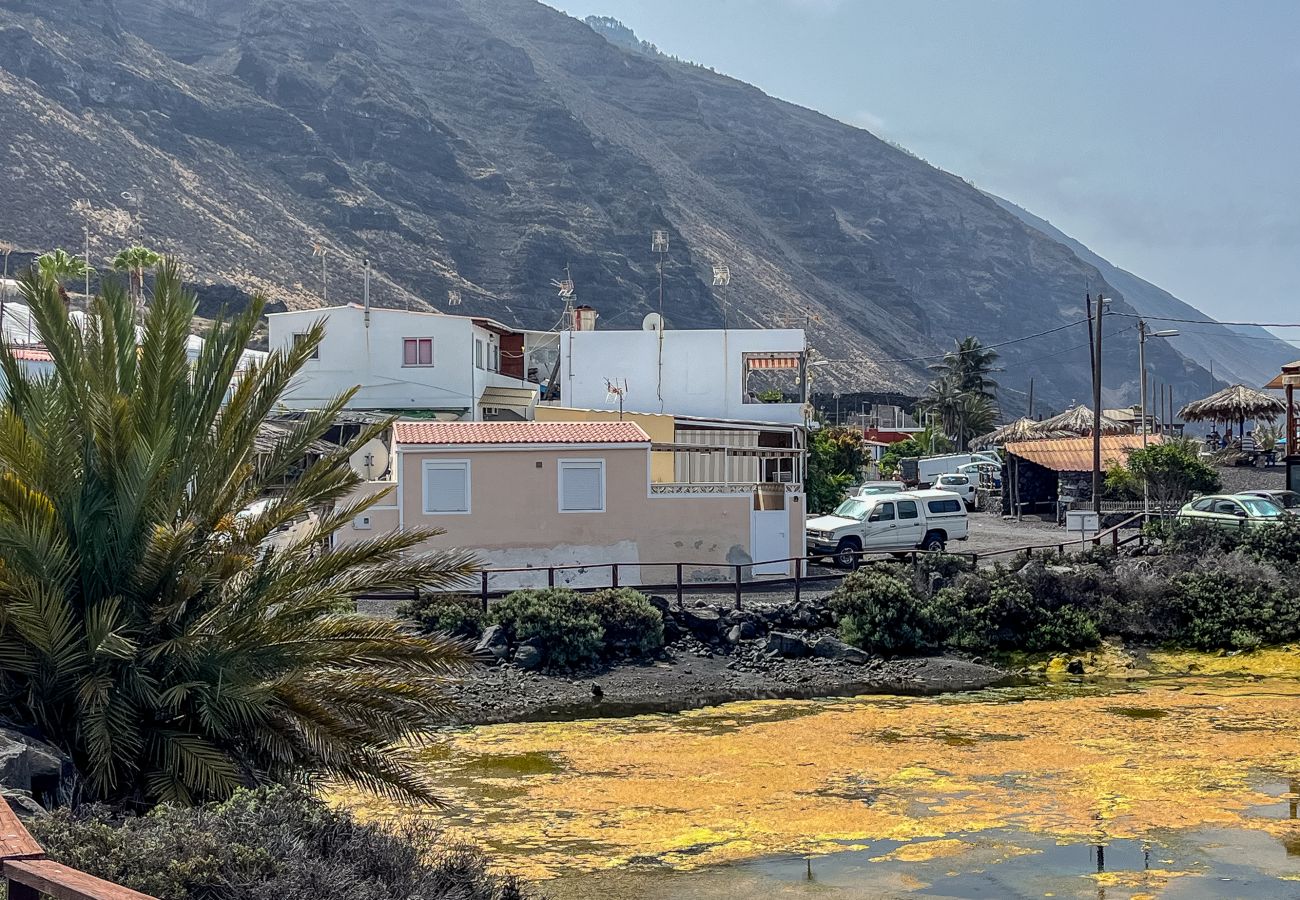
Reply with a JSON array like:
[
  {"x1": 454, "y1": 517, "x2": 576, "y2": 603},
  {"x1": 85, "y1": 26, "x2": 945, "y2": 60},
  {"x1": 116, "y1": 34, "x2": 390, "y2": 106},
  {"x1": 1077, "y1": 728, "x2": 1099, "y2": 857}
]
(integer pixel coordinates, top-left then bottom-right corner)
[
  {"x1": 863, "y1": 500, "x2": 900, "y2": 550},
  {"x1": 750, "y1": 509, "x2": 790, "y2": 576}
]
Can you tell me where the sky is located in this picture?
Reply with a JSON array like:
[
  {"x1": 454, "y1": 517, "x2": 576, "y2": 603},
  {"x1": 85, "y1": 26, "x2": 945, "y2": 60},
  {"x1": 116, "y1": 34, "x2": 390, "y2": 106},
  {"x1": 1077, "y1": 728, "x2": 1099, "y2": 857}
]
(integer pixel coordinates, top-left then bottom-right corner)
[{"x1": 547, "y1": 0, "x2": 1299, "y2": 332}]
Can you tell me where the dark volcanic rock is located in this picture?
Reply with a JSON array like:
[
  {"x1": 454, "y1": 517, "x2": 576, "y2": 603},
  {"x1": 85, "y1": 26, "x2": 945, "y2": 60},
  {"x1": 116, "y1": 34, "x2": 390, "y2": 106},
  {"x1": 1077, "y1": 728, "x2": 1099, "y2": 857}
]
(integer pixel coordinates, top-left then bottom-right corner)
[
  {"x1": 765, "y1": 631, "x2": 810, "y2": 658},
  {"x1": 0, "y1": 0, "x2": 1226, "y2": 406}
]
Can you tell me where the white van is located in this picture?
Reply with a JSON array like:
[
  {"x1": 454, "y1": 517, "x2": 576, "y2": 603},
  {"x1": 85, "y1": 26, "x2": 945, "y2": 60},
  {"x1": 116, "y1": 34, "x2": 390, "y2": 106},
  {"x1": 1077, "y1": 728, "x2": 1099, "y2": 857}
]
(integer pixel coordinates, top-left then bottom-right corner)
[{"x1": 806, "y1": 489, "x2": 970, "y2": 567}]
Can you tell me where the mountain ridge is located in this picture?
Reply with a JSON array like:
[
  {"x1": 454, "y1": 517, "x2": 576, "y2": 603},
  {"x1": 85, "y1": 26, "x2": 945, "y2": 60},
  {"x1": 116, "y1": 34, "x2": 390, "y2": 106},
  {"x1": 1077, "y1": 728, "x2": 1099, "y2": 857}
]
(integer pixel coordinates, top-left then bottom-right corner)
[{"x1": 0, "y1": 0, "x2": 1237, "y2": 411}]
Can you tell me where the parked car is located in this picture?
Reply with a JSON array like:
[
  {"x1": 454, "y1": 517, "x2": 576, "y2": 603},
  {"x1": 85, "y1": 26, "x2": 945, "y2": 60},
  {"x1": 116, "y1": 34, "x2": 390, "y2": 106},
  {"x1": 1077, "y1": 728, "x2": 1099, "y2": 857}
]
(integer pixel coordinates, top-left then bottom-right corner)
[
  {"x1": 1176, "y1": 494, "x2": 1286, "y2": 529},
  {"x1": 956, "y1": 460, "x2": 1002, "y2": 489},
  {"x1": 1239, "y1": 489, "x2": 1300, "y2": 514},
  {"x1": 901, "y1": 452, "x2": 1001, "y2": 488},
  {"x1": 853, "y1": 480, "x2": 905, "y2": 498},
  {"x1": 934, "y1": 473, "x2": 977, "y2": 507},
  {"x1": 806, "y1": 489, "x2": 970, "y2": 567}
]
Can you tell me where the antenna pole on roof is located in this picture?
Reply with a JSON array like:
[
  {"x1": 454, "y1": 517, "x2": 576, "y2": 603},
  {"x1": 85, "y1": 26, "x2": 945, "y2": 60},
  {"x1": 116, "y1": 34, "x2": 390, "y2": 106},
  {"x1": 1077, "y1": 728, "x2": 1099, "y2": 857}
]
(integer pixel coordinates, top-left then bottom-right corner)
[{"x1": 363, "y1": 256, "x2": 371, "y2": 328}]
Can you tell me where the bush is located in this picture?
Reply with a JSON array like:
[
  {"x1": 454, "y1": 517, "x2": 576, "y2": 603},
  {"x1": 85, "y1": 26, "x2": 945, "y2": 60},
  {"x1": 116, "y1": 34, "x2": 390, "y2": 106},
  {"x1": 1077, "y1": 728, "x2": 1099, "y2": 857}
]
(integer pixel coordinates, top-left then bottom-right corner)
[
  {"x1": 828, "y1": 570, "x2": 931, "y2": 656},
  {"x1": 1239, "y1": 514, "x2": 1300, "y2": 569},
  {"x1": 589, "y1": 588, "x2": 665, "y2": 655},
  {"x1": 29, "y1": 786, "x2": 529, "y2": 900},
  {"x1": 929, "y1": 567, "x2": 1100, "y2": 654},
  {"x1": 1168, "y1": 554, "x2": 1300, "y2": 650},
  {"x1": 488, "y1": 589, "x2": 604, "y2": 668},
  {"x1": 397, "y1": 593, "x2": 484, "y2": 638}
]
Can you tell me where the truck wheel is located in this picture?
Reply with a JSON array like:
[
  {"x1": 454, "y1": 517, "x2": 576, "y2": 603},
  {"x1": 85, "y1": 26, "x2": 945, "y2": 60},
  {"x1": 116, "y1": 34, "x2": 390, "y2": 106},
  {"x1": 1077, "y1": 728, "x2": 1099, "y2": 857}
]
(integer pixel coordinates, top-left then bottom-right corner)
[
  {"x1": 922, "y1": 532, "x2": 946, "y2": 553},
  {"x1": 834, "y1": 538, "x2": 862, "y2": 569}
]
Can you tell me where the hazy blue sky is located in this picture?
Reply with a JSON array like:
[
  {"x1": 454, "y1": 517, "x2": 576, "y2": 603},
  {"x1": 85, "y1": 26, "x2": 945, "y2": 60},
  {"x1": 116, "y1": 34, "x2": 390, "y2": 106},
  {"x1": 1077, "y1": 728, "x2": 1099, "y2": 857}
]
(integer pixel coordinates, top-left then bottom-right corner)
[{"x1": 548, "y1": 0, "x2": 1299, "y2": 331}]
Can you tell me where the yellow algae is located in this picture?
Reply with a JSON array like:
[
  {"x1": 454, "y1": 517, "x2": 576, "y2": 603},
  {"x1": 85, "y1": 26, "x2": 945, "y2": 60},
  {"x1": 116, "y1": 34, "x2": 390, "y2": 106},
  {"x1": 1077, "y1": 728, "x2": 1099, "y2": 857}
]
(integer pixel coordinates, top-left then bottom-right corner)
[
  {"x1": 1150, "y1": 645, "x2": 1300, "y2": 677},
  {"x1": 337, "y1": 678, "x2": 1300, "y2": 881},
  {"x1": 869, "y1": 838, "x2": 973, "y2": 862}
]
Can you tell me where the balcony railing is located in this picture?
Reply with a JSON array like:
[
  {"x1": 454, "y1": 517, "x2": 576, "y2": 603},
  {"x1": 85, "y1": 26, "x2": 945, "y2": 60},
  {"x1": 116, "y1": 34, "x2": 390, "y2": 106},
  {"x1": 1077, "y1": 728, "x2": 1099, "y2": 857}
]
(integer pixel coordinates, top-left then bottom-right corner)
[{"x1": 650, "y1": 482, "x2": 802, "y2": 495}]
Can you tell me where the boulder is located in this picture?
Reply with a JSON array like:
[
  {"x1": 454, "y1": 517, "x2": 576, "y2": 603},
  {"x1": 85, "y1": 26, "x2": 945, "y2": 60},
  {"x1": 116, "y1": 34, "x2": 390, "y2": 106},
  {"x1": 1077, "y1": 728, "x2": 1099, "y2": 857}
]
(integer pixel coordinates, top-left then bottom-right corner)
[
  {"x1": 0, "y1": 728, "x2": 72, "y2": 809},
  {"x1": 1066, "y1": 658, "x2": 1086, "y2": 675},
  {"x1": 514, "y1": 639, "x2": 544, "y2": 671},
  {"x1": 765, "y1": 631, "x2": 810, "y2": 658},
  {"x1": 663, "y1": 617, "x2": 684, "y2": 644},
  {"x1": 473, "y1": 625, "x2": 511, "y2": 664},
  {"x1": 726, "y1": 625, "x2": 743, "y2": 644},
  {"x1": 811, "y1": 636, "x2": 870, "y2": 665},
  {"x1": 681, "y1": 607, "x2": 722, "y2": 640},
  {"x1": 646, "y1": 595, "x2": 672, "y2": 616},
  {"x1": 738, "y1": 621, "x2": 758, "y2": 640}
]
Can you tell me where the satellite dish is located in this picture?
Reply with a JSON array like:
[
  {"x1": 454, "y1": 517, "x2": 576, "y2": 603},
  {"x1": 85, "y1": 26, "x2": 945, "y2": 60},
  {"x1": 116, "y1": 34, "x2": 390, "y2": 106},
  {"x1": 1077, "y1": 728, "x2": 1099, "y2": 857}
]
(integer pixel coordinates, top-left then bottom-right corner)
[
  {"x1": 349, "y1": 438, "x2": 390, "y2": 480},
  {"x1": 642, "y1": 312, "x2": 664, "y2": 332}
]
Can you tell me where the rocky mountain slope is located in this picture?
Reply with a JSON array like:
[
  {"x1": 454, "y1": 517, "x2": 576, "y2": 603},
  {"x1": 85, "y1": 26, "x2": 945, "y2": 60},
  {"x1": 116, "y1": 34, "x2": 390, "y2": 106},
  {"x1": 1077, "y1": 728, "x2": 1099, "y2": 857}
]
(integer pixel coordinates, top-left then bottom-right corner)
[
  {"x1": 990, "y1": 195, "x2": 1295, "y2": 390},
  {"x1": 0, "y1": 0, "x2": 1234, "y2": 410}
]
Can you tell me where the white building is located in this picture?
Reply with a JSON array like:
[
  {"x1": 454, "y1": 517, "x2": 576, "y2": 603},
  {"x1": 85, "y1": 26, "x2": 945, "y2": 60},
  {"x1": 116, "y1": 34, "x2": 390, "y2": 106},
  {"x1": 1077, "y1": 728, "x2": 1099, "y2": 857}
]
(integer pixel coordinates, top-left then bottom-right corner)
[
  {"x1": 554, "y1": 326, "x2": 807, "y2": 424},
  {"x1": 266, "y1": 304, "x2": 548, "y2": 420}
]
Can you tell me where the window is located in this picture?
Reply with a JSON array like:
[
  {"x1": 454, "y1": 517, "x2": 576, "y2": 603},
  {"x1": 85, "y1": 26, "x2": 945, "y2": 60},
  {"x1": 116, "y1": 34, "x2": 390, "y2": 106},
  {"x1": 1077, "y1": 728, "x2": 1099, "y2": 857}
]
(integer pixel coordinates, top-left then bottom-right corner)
[
  {"x1": 489, "y1": 342, "x2": 499, "y2": 372},
  {"x1": 927, "y1": 498, "x2": 963, "y2": 514},
  {"x1": 292, "y1": 332, "x2": 319, "y2": 360},
  {"x1": 422, "y1": 460, "x2": 470, "y2": 514},
  {"x1": 559, "y1": 459, "x2": 605, "y2": 512},
  {"x1": 1191, "y1": 498, "x2": 1215, "y2": 512},
  {"x1": 869, "y1": 502, "x2": 895, "y2": 523},
  {"x1": 403, "y1": 337, "x2": 434, "y2": 367},
  {"x1": 475, "y1": 339, "x2": 485, "y2": 370},
  {"x1": 897, "y1": 500, "x2": 919, "y2": 520},
  {"x1": 940, "y1": 475, "x2": 968, "y2": 486},
  {"x1": 1213, "y1": 500, "x2": 1242, "y2": 516}
]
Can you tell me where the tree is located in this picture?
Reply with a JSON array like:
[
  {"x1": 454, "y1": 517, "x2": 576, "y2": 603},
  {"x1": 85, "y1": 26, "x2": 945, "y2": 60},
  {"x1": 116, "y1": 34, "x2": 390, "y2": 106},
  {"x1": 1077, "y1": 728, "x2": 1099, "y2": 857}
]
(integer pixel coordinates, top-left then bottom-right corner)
[
  {"x1": 110, "y1": 245, "x2": 161, "y2": 300},
  {"x1": 807, "y1": 426, "x2": 866, "y2": 513},
  {"x1": 917, "y1": 338, "x2": 1001, "y2": 450},
  {"x1": 929, "y1": 336, "x2": 999, "y2": 399},
  {"x1": 36, "y1": 249, "x2": 89, "y2": 305},
  {"x1": 1124, "y1": 439, "x2": 1221, "y2": 510},
  {"x1": 0, "y1": 260, "x2": 478, "y2": 806}
]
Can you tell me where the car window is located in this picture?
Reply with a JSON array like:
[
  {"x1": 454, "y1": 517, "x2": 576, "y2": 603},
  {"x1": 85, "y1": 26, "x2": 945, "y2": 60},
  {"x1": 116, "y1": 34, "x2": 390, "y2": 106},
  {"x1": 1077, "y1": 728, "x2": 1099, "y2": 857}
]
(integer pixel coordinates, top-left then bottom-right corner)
[
  {"x1": 927, "y1": 498, "x2": 962, "y2": 514},
  {"x1": 1192, "y1": 498, "x2": 1215, "y2": 512},
  {"x1": 1213, "y1": 500, "x2": 1242, "y2": 516},
  {"x1": 1277, "y1": 492, "x2": 1300, "y2": 509},
  {"x1": 939, "y1": 475, "x2": 967, "y2": 485},
  {"x1": 869, "y1": 502, "x2": 896, "y2": 522},
  {"x1": 1241, "y1": 497, "x2": 1283, "y2": 517},
  {"x1": 897, "y1": 500, "x2": 919, "y2": 520},
  {"x1": 834, "y1": 499, "x2": 871, "y2": 520}
]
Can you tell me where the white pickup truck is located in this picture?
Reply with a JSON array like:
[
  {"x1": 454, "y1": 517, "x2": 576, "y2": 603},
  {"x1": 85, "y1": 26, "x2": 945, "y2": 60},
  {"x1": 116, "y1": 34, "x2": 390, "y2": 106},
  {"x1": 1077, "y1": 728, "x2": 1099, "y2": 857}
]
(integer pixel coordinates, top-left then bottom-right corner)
[{"x1": 806, "y1": 489, "x2": 970, "y2": 567}]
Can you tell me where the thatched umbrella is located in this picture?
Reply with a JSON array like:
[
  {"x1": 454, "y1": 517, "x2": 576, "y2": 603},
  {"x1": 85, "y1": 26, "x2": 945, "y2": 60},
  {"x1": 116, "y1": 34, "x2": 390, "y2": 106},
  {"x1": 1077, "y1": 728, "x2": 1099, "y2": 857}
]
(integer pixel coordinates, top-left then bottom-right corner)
[
  {"x1": 970, "y1": 417, "x2": 1073, "y2": 449},
  {"x1": 1037, "y1": 405, "x2": 1128, "y2": 436},
  {"x1": 1177, "y1": 383, "x2": 1286, "y2": 437}
]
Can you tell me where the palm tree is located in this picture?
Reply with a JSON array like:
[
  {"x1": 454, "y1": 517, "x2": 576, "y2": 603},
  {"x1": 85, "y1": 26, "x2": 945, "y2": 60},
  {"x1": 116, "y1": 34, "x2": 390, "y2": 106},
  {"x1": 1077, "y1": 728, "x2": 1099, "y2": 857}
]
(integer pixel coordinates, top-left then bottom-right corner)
[
  {"x1": 0, "y1": 259, "x2": 478, "y2": 806},
  {"x1": 929, "y1": 336, "x2": 1000, "y2": 400},
  {"x1": 110, "y1": 245, "x2": 161, "y2": 301},
  {"x1": 36, "y1": 249, "x2": 89, "y2": 305}
]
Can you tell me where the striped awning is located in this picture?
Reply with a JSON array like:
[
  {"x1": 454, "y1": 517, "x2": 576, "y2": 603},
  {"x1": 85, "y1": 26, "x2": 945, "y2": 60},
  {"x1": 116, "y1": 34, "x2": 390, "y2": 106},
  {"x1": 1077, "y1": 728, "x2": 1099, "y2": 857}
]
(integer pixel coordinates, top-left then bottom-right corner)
[{"x1": 745, "y1": 354, "x2": 802, "y2": 370}]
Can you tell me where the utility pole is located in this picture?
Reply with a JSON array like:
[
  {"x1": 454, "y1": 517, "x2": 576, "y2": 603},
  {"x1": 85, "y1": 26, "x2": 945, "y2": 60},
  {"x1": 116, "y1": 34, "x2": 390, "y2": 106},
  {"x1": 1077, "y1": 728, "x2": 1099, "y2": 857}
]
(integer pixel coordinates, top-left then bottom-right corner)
[
  {"x1": 1092, "y1": 294, "x2": 1105, "y2": 515},
  {"x1": 1028, "y1": 377, "x2": 1035, "y2": 419}
]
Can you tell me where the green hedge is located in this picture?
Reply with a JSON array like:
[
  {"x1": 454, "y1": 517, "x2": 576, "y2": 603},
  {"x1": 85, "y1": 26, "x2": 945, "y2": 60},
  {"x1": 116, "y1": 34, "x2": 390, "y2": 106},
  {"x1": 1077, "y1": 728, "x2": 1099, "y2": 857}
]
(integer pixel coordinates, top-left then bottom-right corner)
[
  {"x1": 487, "y1": 587, "x2": 664, "y2": 668},
  {"x1": 397, "y1": 593, "x2": 484, "y2": 638}
]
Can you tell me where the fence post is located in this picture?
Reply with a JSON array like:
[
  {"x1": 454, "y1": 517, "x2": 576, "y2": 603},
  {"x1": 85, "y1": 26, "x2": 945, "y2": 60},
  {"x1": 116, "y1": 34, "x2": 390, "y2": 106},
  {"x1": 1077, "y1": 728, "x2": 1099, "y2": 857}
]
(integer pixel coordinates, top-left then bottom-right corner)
[
  {"x1": 480, "y1": 571, "x2": 489, "y2": 612},
  {"x1": 675, "y1": 564, "x2": 683, "y2": 607},
  {"x1": 547, "y1": 567, "x2": 555, "y2": 588},
  {"x1": 612, "y1": 564, "x2": 619, "y2": 589},
  {"x1": 793, "y1": 557, "x2": 802, "y2": 605},
  {"x1": 734, "y1": 564, "x2": 743, "y2": 610}
]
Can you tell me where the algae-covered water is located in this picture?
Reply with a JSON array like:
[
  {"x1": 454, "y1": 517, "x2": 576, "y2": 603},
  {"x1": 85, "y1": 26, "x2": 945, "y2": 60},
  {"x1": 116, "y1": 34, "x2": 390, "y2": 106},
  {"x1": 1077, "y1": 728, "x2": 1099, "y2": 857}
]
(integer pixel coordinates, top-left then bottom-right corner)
[{"x1": 340, "y1": 668, "x2": 1300, "y2": 898}]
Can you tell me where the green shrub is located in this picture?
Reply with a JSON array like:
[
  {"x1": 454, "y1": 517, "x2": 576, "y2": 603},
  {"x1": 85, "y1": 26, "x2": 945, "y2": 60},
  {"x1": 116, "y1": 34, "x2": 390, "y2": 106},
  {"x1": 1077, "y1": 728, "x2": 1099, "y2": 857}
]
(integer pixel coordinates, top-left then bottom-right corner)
[
  {"x1": 1239, "y1": 514, "x2": 1300, "y2": 568},
  {"x1": 1169, "y1": 562, "x2": 1300, "y2": 650},
  {"x1": 928, "y1": 567, "x2": 1101, "y2": 654},
  {"x1": 487, "y1": 588, "x2": 604, "y2": 668},
  {"x1": 828, "y1": 570, "x2": 931, "y2": 656},
  {"x1": 29, "y1": 786, "x2": 529, "y2": 900},
  {"x1": 397, "y1": 593, "x2": 484, "y2": 639},
  {"x1": 589, "y1": 588, "x2": 664, "y2": 655}
]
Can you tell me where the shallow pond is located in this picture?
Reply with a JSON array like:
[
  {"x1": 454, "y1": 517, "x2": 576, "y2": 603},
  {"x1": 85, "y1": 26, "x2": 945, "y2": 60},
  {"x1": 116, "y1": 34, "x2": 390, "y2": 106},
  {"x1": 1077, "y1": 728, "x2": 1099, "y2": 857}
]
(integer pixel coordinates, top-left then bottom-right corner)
[{"x1": 340, "y1": 675, "x2": 1300, "y2": 898}]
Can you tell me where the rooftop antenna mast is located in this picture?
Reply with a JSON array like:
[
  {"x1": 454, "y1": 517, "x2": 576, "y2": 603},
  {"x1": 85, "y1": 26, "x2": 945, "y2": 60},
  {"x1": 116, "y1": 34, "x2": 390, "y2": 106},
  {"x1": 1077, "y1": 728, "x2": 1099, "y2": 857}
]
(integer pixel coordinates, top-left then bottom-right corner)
[
  {"x1": 447, "y1": 289, "x2": 462, "y2": 307},
  {"x1": 651, "y1": 231, "x2": 670, "y2": 407},
  {"x1": 550, "y1": 265, "x2": 576, "y2": 329},
  {"x1": 313, "y1": 243, "x2": 328, "y2": 302},
  {"x1": 362, "y1": 256, "x2": 371, "y2": 328},
  {"x1": 712, "y1": 262, "x2": 731, "y2": 329}
]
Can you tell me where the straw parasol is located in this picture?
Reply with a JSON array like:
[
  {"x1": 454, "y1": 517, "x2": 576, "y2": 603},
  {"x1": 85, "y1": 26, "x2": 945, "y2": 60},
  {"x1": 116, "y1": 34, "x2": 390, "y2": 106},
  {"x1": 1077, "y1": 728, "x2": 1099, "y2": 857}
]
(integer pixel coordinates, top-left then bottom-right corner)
[
  {"x1": 970, "y1": 417, "x2": 1073, "y2": 450},
  {"x1": 1036, "y1": 405, "x2": 1128, "y2": 436},
  {"x1": 1177, "y1": 383, "x2": 1286, "y2": 435}
]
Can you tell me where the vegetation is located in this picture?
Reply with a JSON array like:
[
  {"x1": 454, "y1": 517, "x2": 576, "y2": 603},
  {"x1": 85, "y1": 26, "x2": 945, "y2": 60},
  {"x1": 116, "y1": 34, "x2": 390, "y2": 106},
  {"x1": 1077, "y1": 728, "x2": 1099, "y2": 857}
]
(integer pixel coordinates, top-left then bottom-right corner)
[
  {"x1": 916, "y1": 337, "x2": 1001, "y2": 449},
  {"x1": 487, "y1": 587, "x2": 665, "y2": 667},
  {"x1": 1123, "y1": 439, "x2": 1220, "y2": 509},
  {"x1": 110, "y1": 245, "x2": 161, "y2": 299},
  {"x1": 828, "y1": 570, "x2": 930, "y2": 656},
  {"x1": 0, "y1": 260, "x2": 477, "y2": 806},
  {"x1": 36, "y1": 249, "x2": 89, "y2": 303},
  {"x1": 879, "y1": 426, "x2": 954, "y2": 477},
  {"x1": 806, "y1": 425, "x2": 867, "y2": 513},
  {"x1": 397, "y1": 593, "x2": 484, "y2": 639},
  {"x1": 31, "y1": 786, "x2": 529, "y2": 900}
]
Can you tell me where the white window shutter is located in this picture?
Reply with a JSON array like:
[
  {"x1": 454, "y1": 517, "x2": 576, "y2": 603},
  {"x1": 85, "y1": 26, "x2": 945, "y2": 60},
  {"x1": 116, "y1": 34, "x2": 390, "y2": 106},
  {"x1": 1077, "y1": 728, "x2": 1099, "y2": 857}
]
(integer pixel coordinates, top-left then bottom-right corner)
[
  {"x1": 424, "y1": 462, "x2": 469, "y2": 513},
  {"x1": 561, "y1": 461, "x2": 604, "y2": 511}
]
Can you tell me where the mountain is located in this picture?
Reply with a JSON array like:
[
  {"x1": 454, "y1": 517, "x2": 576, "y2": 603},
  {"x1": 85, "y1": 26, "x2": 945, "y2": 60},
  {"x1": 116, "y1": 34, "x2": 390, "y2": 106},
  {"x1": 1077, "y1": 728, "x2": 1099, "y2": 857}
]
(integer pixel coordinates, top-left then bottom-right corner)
[
  {"x1": 989, "y1": 195, "x2": 1296, "y2": 390},
  {"x1": 0, "y1": 0, "x2": 1231, "y2": 411}
]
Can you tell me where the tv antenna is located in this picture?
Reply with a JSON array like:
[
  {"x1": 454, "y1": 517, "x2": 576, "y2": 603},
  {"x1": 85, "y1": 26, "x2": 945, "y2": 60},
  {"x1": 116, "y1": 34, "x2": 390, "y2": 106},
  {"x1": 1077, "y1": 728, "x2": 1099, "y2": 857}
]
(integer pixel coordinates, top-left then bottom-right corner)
[
  {"x1": 605, "y1": 378, "x2": 629, "y2": 419},
  {"x1": 447, "y1": 288, "x2": 462, "y2": 307},
  {"x1": 551, "y1": 265, "x2": 577, "y2": 329},
  {"x1": 312, "y1": 244, "x2": 328, "y2": 301},
  {"x1": 651, "y1": 231, "x2": 670, "y2": 405},
  {"x1": 712, "y1": 263, "x2": 731, "y2": 329}
]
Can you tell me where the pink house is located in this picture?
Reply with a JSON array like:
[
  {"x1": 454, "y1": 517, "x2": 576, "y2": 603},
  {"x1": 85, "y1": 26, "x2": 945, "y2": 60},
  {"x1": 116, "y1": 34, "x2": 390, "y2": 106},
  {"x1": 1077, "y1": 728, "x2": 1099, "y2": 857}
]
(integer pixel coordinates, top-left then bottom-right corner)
[{"x1": 337, "y1": 421, "x2": 805, "y2": 589}]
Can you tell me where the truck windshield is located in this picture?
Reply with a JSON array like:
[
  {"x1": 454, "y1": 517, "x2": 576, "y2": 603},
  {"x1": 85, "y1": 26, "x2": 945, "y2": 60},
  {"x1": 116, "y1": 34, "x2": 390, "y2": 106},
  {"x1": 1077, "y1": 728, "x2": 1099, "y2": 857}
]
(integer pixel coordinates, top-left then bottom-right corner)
[{"x1": 834, "y1": 499, "x2": 871, "y2": 520}]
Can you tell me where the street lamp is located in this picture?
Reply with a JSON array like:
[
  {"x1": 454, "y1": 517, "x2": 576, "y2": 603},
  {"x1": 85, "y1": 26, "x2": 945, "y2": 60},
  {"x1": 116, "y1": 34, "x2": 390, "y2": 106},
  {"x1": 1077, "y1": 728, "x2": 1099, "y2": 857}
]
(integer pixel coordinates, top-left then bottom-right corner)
[{"x1": 1138, "y1": 320, "x2": 1179, "y2": 515}]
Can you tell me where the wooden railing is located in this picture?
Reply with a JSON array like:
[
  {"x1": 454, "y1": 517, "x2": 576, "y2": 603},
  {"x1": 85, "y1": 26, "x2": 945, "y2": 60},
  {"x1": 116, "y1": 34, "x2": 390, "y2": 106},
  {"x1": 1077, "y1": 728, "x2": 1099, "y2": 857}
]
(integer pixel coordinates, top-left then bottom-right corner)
[{"x1": 0, "y1": 798, "x2": 154, "y2": 899}]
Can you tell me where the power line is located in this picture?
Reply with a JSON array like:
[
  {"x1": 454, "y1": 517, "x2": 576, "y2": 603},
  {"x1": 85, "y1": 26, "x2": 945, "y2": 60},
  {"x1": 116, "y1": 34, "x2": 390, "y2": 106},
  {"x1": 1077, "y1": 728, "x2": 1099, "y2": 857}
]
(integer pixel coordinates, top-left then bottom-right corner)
[
  {"x1": 1108, "y1": 312, "x2": 1300, "y2": 329},
  {"x1": 818, "y1": 317, "x2": 1090, "y2": 365}
]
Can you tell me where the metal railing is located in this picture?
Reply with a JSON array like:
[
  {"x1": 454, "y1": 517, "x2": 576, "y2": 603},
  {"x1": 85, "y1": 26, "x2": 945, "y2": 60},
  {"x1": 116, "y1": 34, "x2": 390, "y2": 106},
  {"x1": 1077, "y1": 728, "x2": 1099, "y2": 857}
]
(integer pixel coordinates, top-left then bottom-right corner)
[
  {"x1": 355, "y1": 513, "x2": 1155, "y2": 612},
  {"x1": 0, "y1": 797, "x2": 154, "y2": 899}
]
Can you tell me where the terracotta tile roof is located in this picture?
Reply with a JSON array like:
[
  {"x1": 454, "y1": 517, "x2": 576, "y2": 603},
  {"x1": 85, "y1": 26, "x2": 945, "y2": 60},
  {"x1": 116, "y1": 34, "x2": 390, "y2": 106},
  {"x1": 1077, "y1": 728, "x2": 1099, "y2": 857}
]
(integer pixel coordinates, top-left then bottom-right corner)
[
  {"x1": 6, "y1": 347, "x2": 53, "y2": 362},
  {"x1": 392, "y1": 421, "x2": 651, "y2": 446},
  {"x1": 1004, "y1": 434, "x2": 1158, "y2": 473}
]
